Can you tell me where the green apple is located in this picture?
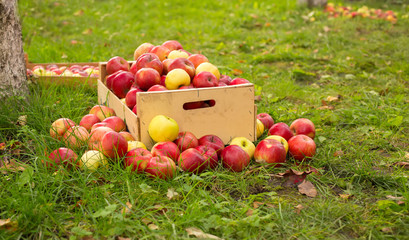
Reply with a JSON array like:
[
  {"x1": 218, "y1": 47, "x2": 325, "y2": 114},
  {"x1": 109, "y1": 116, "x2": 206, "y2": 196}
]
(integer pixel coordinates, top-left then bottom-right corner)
[
  {"x1": 79, "y1": 150, "x2": 109, "y2": 171},
  {"x1": 148, "y1": 115, "x2": 179, "y2": 142},
  {"x1": 256, "y1": 119, "x2": 264, "y2": 139},
  {"x1": 265, "y1": 135, "x2": 289, "y2": 153},
  {"x1": 165, "y1": 69, "x2": 191, "y2": 90},
  {"x1": 229, "y1": 137, "x2": 256, "y2": 159}
]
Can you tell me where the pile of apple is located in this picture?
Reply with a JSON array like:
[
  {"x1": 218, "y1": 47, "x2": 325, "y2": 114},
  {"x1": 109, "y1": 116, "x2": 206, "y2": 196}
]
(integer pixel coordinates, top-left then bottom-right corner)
[
  {"x1": 325, "y1": 3, "x2": 397, "y2": 23},
  {"x1": 27, "y1": 64, "x2": 100, "y2": 78},
  {"x1": 104, "y1": 40, "x2": 251, "y2": 114}
]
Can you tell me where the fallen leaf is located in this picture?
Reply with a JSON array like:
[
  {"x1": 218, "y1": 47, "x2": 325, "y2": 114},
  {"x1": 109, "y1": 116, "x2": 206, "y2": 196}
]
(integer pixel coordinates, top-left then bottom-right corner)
[
  {"x1": 121, "y1": 202, "x2": 132, "y2": 214},
  {"x1": 152, "y1": 204, "x2": 167, "y2": 215},
  {"x1": 186, "y1": 227, "x2": 223, "y2": 240},
  {"x1": 276, "y1": 168, "x2": 319, "y2": 187},
  {"x1": 333, "y1": 150, "x2": 345, "y2": 157},
  {"x1": 166, "y1": 188, "x2": 179, "y2": 200},
  {"x1": 148, "y1": 224, "x2": 159, "y2": 230},
  {"x1": 381, "y1": 227, "x2": 393, "y2": 233},
  {"x1": 0, "y1": 219, "x2": 18, "y2": 232},
  {"x1": 386, "y1": 195, "x2": 404, "y2": 201},
  {"x1": 117, "y1": 237, "x2": 131, "y2": 240},
  {"x1": 323, "y1": 26, "x2": 331, "y2": 32},
  {"x1": 394, "y1": 162, "x2": 409, "y2": 169},
  {"x1": 317, "y1": 105, "x2": 334, "y2": 110},
  {"x1": 141, "y1": 218, "x2": 153, "y2": 225},
  {"x1": 74, "y1": 9, "x2": 84, "y2": 16},
  {"x1": 326, "y1": 95, "x2": 341, "y2": 102},
  {"x1": 232, "y1": 69, "x2": 243, "y2": 76},
  {"x1": 298, "y1": 180, "x2": 317, "y2": 197},
  {"x1": 17, "y1": 115, "x2": 27, "y2": 126},
  {"x1": 254, "y1": 95, "x2": 262, "y2": 102},
  {"x1": 253, "y1": 201, "x2": 264, "y2": 209},
  {"x1": 294, "y1": 204, "x2": 304, "y2": 214},
  {"x1": 405, "y1": 152, "x2": 409, "y2": 159},
  {"x1": 339, "y1": 194, "x2": 352, "y2": 200},
  {"x1": 82, "y1": 28, "x2": 93, "y2": 35},
  {"x1": 0, "y1": 142, "x2": 6, "y2": 150},
  {"x1": 264, "y1": 22, "x2": 271, "y2": 27},
  {"x1": 71, "y1": 40, "x2": 78, "y2": 45},
  {"x1": 246, "y1": 209, "x2": 254, "y2": 216},
  {"x1": 0, "y1": 159, "x2": 26, "y2": 174}
]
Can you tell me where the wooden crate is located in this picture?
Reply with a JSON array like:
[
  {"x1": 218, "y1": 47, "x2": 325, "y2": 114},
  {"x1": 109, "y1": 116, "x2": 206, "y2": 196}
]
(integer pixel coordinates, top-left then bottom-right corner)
[
  {"x1": 98, "y1": 62, "x2": 256, "y2": 149},
  {"x1": 27, "y1": 62, "x2": 99, "y2": 88}
]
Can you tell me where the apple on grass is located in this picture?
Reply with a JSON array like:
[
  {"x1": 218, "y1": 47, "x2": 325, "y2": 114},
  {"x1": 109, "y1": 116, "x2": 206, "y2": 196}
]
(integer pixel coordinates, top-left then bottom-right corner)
[
  {"x1": 192, "y1": 71, "x2": 219, "y2": 88},
  {"x1": 290, "y1": 118, "x2": 316, "y2": 139},
  {"x1": 229, "y1": 137, "x2": 256, "y2": 159},
  {"x1": 90, "y1": 122, "x2": 112, "y2": 132},
  {"x1": 151, "y1": 141, "x2": 180, "y2": 162},
  {"x1": 79, "y1": 150, "x2": 109, "y2": 172},
  {"x1": 145, "y1": 156, "x2": 176, "y2": 180},
  {"x1": 133, "y1": 42, "x2": 155, "y2": 60},
  {"x1": 187, "y1": 54, "x2": 209, "y2": 68},
  {"x1": 63, "y1": 126, "x2": 90, "y2": 149},
  {"x1": 50, "y1": 118, "x2": 76, "y2": 140},
  {"x1": 195, "y1": 145, "x2": 219, "y2": 169},
  {"x1": 79, "y1": 114, "x2": 100, "y2": 132},
  {"x1": 132, "y1": 53, "x2": 163, "y2": 75},
  {"x1": 221, "y1": 145, "x2": 250, "y2": 172},
  {"x1": 102, "y1": 116, "x2": 126, "y2": 132},
  {"x1": 265, "y1": 135, "x2": 289, "y2": 153},
  {"x1": 165, "y1": 69, "x2": 191, "y2": 90},
  {"x1": 288, "y1": 135, "x2": 316, "y2": 162},
  {"x1": 100, "y1": 131, "x2": 128, "y2": 160},
  {"x1": 150, "y1": 45, "x2": 171, "y2": 61},
  {"x1": 46, "y1": 147, "x2": 78, "y2": 170},
  {"x1": 89, "y1": 105, "x2": 116, "y2": 121},
  {"x1": 178, "y1": 148, "x2": 207, "y2": 174},
  {"x1": 119, "y1": 131, "x2": 135, "y2": 142},
  {"x1": 106, "y1": 56, "x2": 129, "y2": 75},
  {"x1": 195, "y1": 62, "x2": 220, "y2": 80},
  {"x1": 162, "y1": 40, "x2": 183, "y2": 51},
  {"x1": 254, "y1": 139, "x2": 287, "y2": 167},
  {"x1": 198, "y1": 134, "x2": 225, "y2": 158},
  {"x1": 268, "y1": 122, "x2": 294, "y2": 142},
  {"x1": 124, "y1": 148, "x2": 152, "y2": 173},
  {"x1": 167, "y1": 58, "x2": 195, "y2": 79},
  {"x1": 256, "y1": 119, "x2": 265, "y2": 139},
  {"x1": 88, "y1": 126, "x2": 114, "y2": 151},
  {"x1": 257, "y1": 113, "x2": 274, "y2": 131},
  {"x1": 135, "y1": 68, "x2": 161, "y2": 91},
  {"x1": 174, "y1": 131, "x2": 199, "y2": 152},
  {"x1": 148, "y1": 115, "x2": 179, "y2": 142}
]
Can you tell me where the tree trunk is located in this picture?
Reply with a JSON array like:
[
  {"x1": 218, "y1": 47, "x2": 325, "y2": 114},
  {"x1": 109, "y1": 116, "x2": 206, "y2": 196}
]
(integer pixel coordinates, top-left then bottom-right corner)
[{"x1": 0, "y1": 0, "x2": 28, "y2": 100}]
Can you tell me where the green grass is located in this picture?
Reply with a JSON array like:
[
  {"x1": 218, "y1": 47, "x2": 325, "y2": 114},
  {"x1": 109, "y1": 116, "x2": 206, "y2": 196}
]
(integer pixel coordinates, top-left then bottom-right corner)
[{"x1": 1, "y1": 0, "x2": 409, "y2": 238}]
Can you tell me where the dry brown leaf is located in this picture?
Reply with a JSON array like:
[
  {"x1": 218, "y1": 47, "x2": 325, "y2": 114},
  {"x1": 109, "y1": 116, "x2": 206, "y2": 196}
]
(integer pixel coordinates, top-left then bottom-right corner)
[
  {"x1": 0, "y1": 142, "x2": 6, "y2": 150},
  {"x1": 404, "y1": 152, "x2": 409, "y2": 159},
  {"x1": 117, "y1": 237, "x2": 131, "y2": 240},
  {"x1": 0, "y1": 159, "x2": 26, "y2": 174},
  {"x1": 394, "y1": 162, "x2": 409, "y2": 169},
  {"x1": 381, "y1": 227, "x2": 393, "y2": 233},
  {"x1": 339, "y1": 194, "x2": 352, "y2": 200},
  {"x1": 17, "y1": 115, "x2": 27, "y2": 126},
  {"x1": 333, "y1": 150, "x2": 345, "y2": 157},
  {"x1": 264, "y1": 22, "x2": 271, "y2": 27},
  {"x1": 253, "y1": 201, "x2": 264, "y2": 209},
  {"x1": 277, "y1": 168, "x2": 319, "y2": 187},
  {"x1": 323, "y1": 26, "x2": 331, "y2": 32},
  {"x1": 82, "y1": 28, "x2": 93, "y2": 35},
  {"x1": 397, "y1": 201, "x2": 405, "y2": 205},
  {"x1": 0, "y1": 218, "x2": 18, "y2": 232},
  {"x1": 298, "y1": 180, "x2": 317, "y2": 197},
  {"x1": 148, "y1": 224, "x2": 159, "y2": 230},
  {"x1": 74, "y1": 9, "x2": 84, "y2": 16},
  {"x1": 294, "y1": 204, "x2": 304, "y2": 214},
  {"x1": 153, "y1": 204, "x2": 167, "y2": 215},
  {"x1": 121, "y1": 202, "x2": 133, "y2": 214},
  {"x1": 326, "y1": 95, "x2": 341, "y2": 102},
  {"x1": 232, "y1": 69, "x2": 243, "y2": 76},
  {"x1": 317, "y1": 105, "x2": 334, "y2": 110},
  {"x1": 246, "y1": 209, "x2": 254, "y2": 216},
  {"x1": 82, "y1": 236, "x2": 96, "y2": 240},
  {"x1": 254, "y1": 95, "x2": 262, "y2": 102},
  {"x1": 141, "y1": 218, "x2": 153, "y2": 225},
  {"x1": 166, "y1": 188, "x2": 179, "y2": 200},
  {"x1": 237, "y1": 60, "x2": 246, "y2": 63},
  {"x1": 386, "y1": 195, "x2": 404, "y2": 201},
  {"x1": 186, "y1": 227, "x2": 223, "y2": 240}
]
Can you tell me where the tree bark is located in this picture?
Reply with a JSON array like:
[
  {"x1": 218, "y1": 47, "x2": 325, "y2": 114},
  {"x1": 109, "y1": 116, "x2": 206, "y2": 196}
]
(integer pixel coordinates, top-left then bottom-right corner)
[{"x1": 0, "y1": 0, "x2": 28, "y2": 100}]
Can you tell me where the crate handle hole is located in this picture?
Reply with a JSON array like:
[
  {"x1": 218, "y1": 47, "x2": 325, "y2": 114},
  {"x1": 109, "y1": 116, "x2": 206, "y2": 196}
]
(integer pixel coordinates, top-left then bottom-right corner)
[{"x1": 183, "y1": 99, "x2": 216, "y2": 110}]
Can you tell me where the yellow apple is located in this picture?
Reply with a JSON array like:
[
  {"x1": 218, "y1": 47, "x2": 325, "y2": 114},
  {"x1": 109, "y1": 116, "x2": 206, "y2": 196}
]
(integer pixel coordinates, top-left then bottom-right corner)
[
  {"x1": 265, "y1": 135, "x2": 289, "y2": 153},
  {"x1": 256, "y1": 119, "x2": 264, "y2": 139},
  {"x1": 79, "y1": 150, "x2": 109, "y2": 171},
  {"x1": 128, "y1": 140, "x2": 147, "y2": 151},
  {"x1": 167, "y1": 50, "x2": 189, "y2": 59},
  {"x1": 229, "y1": 137, "x2": 256, "y2": 159},
  {"x1": 195, "y1": 62, "x2": 220, "y2": 80},
  {"x1": 165, "y1": 69, "x2": 191, "y2": 90},
  {"x1": 148, "y1": 115, "x2": 179, "y2": 142}
]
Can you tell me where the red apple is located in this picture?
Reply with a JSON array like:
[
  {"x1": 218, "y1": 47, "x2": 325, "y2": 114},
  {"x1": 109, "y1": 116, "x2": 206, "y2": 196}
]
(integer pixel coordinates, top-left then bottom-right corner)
[
  {"x1": 105, "y1": 70, "x2": 125, "y2": 90},
  {"x1": 162, "y1": 59, "x2": 174, "y2": 75},
  {"x1": 195, "y1": 145, "x2": 218, "y2": 169},
  {"x1": 125, "y1": 87, "x2": 143, "y2": 109},
  {"x1": 178, "y1": 84, "x2": 194, "y2": 90},
  {"x1": 254, "y1": 139, "x2": 286, "y2": 167},
  {"x1": 174, "y1": 131, "x2": 199, "y2": 152},
  {"x1": 198, "y1": 134, "x2": 225, "y2": 157},
  {"x1": 219, "y1": 74, "x2": 232, "y2": 85},
  {"x1": 162, "y1": 40, "x2": 183, "y2": 51},
  {"x1": 187, "y1": 54, "x2": 209, "y2": 68},
  {"x1": 119, "y1": 131, "x2": 135, "y2": 141},
  {"x1": 150, "y1": 45, "x2": 171, "y2": 61},
  {"x1": 79, "y1": 114, "x2": 101, "y2": 132},
  {"x1": 221, "y1": 145, "x2": 250, "y2": 172},
  {"x1": 88, "y1": 126, "x2": 114, "y2": 150},
  {"x1": 145, "y1": 156, "x2": 176, "y2": 180},
  {"x1": 229, "y1": 78, "x2": 250, "y2": 85},
  {"x1": 290, "y1": 118, "x2": 316, "y2": 139},
  {"x1": 151, "y1": 141, "x2": 180, "y2": 162},
  {"x1": 167, "y1": 58, "x2": 195, "y2": 79},
  {"x1": 111, "y1": 71, "x2": 135, "y2": 99},
  {"x1": 124, "y1": 148, "x2": 152, "y2": 173},
  {"x1": 147, "y1": 84, "x2": 168, "y2": 92},
  {"x1": 46, "y1": 147, "x2": 78, "y2": 170},
  {"x1": 160, "y1": 75, "x2": 167, "y2": 86},
  {"x1": 135, "y1": 68, "x2": 161, "y2": 91},
  {"x1": 63, "y1": 126, "x2": 90, "y2": 149},
  {"x1": 90, "y1": 122, "x2": 112, "y2": 132},
  {"x1": 89, "y1": 105, "x2": 116, "y2": 121},
  {"x1": 102, "y1": 116, "x2": 126, "y2": 132},
  {"x1": 133, "y1": 42, "x2": 155, "y2": 60},
  {"x1": 132, "y1": 53, "x2": 163, "y2": 75},
  {"x1": 288, "y1": 135, "x2": 316, "y2": 162},
  {"x1": 178, "y1": 148, "x2": 207, "y2": 173},
  {"x1": 192, "y1": 71, "x2": 219, "y2": 88},
  {"x1": 132, "y1": 105, "x2": 137, "y2": 115},
  {"x1": 257, "y1": 113, "x2": 275, "y2": 131},
  {"x1": 100, "y1": 131, "x2": 128, "y2": 159},
  {"x1": 106, "y1": 56, "x2": 129, "y2": 75},
  {"x1": 50, "y1": 118, "x2": 76, "y2": 140},
  {"x1": 268, "y1": 122, "x2": 294, "y2": 141}
]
